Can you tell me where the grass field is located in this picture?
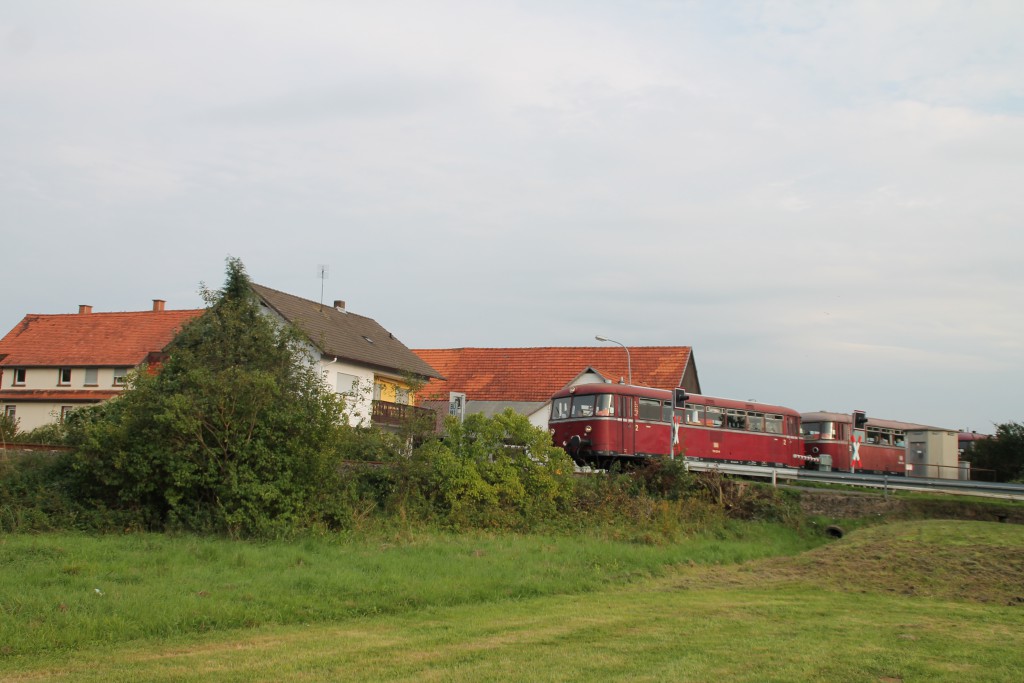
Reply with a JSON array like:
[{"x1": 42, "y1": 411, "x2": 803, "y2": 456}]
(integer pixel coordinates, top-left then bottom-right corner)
[{"x1": 2, "y1": 520, "x2": 1022, "y2": 681}]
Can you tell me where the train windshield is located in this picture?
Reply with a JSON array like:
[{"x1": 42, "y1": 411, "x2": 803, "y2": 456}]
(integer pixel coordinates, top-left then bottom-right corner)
[
  {"x1": 551, "y1": 397, "x2": 571, "y2": 421},
  {"x1": 571, "y1": 395, "x2": 596, "y2": 418},
  {"x1": 551, "y1": 393, "x2": 616, "y2": 421},
  {"x1": 803, "y1": 421, "x2": 837, "y2": 439}
]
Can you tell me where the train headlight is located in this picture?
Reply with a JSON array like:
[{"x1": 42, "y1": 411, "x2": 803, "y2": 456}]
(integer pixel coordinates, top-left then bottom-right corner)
[
  {"x1": 584, "y1": 425, "x2": 592, "y2": 434},
  {"x1": 561, "y1": 440, "x2": 567, "y2": 447},
  {"x1": 549, "y1": 428, "x2": 555, "y2": 435}
]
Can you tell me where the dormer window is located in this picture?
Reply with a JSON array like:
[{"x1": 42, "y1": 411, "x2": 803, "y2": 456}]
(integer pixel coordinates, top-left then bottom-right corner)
[
  {"x1": 12, "y1": 368, "x2": 26, "y2": 386},
  {"x1": 58, "y1": 368, "x2": 72, "y2": 386}
]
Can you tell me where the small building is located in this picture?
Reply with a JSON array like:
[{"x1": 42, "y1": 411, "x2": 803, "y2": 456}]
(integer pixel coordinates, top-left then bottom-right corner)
[
  {"x1": 0, "y1": 301, "x2": 204, "y2": 432},
  {"x1": 250, "y1": 284, "x2": 443, "y2": 429},
  {"x1": 904, "y1": 426, "x2": 960, "y2": 479},
  {"x1": 413, "y1": 346, "x2": 700, "y2": 429}
]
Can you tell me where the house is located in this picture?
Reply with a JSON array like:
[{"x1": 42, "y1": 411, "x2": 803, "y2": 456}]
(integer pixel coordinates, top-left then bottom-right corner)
[
  {"x1": 250, "y1": 284, "x2": 443, "y2": 428},
  {"x1": 0, "y1": 301, "x2": 204, "y2": 432},
  {"x1": 412, "y1": 346, "x2": 700, "y2": 428}
]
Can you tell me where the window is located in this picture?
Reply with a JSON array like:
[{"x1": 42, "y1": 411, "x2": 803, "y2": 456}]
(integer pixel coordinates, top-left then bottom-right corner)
[
  {"x1": 571, "y1": 395, "x2": 596, "y2": 418},
  {"x1": 13, "y1": 368, "x2": 26, "y2": 386},
  {"x1": 684, "y1": 403, "x2": 705, "y2": 425},
  {"x1": 112, "y1": 368, "x2": 129, "y2": 386},
  {"x1": 395, "y1": 388, "x2": 410, "y2": 405},
  {"x1": 594, "y1": 394, "x2": 616, "y2": 417},
  {"x1": 726, "y1": 409, "x2": 746, "y2": 430},
  {"x1": 637, "y1": 397, "x2": 662, "y2": 421},
  {"x1": 336, "y1": 372, "x2": 359, "y2": 396},
  {"x1": 661, "y1": 402, "x2": 674, "y2": 422},
  {"x1": 373, "y1": 382, "x2": 384, "y2": 401},
  {"x1": 58, "y1": 368, "x2": 72, "y2": 386},
  {"x1": 60, "y1": 405, "x2": 74, "y2": 422},
  {"x1": 551, "y1": 397, "x2": 571, "y2": 421},
  {"x1": 747, "y1": 412, "x2": 764, "y2": 432},
  {"x1": 705, "y1": 406, "x2": 724, "y2": 428},
  {"x1": 4, "y1": 405, "x2": 14, "y2": 419},
  {"x1": 84, "y1": 368, "x2": 98, "y2": 386},
  {"x1": 765, "y1": 414, "x2": 783, "y2": 434}
]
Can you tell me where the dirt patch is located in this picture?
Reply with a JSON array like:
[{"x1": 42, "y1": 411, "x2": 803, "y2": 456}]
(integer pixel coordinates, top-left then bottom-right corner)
[{"x1": 670, "y1": 520, "x2": 1024, "y2": 606}]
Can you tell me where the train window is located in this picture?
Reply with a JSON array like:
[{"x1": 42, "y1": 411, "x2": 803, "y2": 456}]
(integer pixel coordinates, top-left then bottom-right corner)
[
  {"x1": 765, "y1": 415, "x2": 783, "y2": 434},
  {"x1": 638, "y1": 397, "x2": 662, "y2": 421},
  {"x1": 802, "y1": 421, "x2": 822, "y2": 439},
  {"x1": 551, "y1": 397, "x2": 570, "y2": 421},
  {"x1": 595, "y1": 394, "x2": 616, "y2": 417},
  {"x1": 726, "y1": 409, "x2": 746, "y2": 430},
  {"x1": 684, "y1": 403, "x2": 704, "y2": 425},
  {"x1": 571, "y1": 395, "x2": 596, "y2": 418},
  {"x1": 894, "y1": 432, "x2": 906, "y2": 447},
  {"x1": 705, "y1": 406, "x2": 724, "y2": 428},
  {"x1": 662, "y1": 403, "x2": 674, "y2": 422},
  {"x1": 747, "y1": 412, "x2": 764, "y2": 432}
]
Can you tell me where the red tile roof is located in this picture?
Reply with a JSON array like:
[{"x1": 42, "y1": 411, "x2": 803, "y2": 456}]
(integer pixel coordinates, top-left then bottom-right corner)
[
  {"x1": 0, "y1": 309, "x2": 204, "y2": 367},
  {"x1": 413, "y1": 347, "x2": 693, "y2": 402}
]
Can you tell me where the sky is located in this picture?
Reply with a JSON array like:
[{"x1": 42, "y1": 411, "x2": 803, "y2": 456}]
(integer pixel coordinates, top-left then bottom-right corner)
[{"x1": 3, "y1": 1, "x2": 1022, "y2": 433}]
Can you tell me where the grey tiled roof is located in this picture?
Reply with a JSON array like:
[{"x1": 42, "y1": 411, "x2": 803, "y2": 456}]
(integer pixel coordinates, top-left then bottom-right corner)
[{"x1": 251, "y1": 284, "x2": 442, "y2": 380}]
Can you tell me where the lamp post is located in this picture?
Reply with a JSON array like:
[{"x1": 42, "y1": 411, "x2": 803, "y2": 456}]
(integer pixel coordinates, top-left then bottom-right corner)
[{"x1": 595, "y1": 335, "x2": 631, "y2": 386}]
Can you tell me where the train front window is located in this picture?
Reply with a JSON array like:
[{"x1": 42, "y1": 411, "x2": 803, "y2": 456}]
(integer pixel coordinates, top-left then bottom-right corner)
[
  {"x1": 595, "y1": 394, "x2": 615, "y2": 417},
  {"x1": 571, "y1": 395, "x2": 596, "y2": 418},
  {"x1": 802, "y1": 422, "x2": 822, "y2": 439},
  {"x1": 551, "y1": 397, "x2": 570, "y2": 421}
]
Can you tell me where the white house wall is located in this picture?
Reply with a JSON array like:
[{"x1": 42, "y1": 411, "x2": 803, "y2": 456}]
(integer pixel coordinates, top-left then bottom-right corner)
[{"x1": 318, "y1": 358, "x2": 375, "y2": 427}]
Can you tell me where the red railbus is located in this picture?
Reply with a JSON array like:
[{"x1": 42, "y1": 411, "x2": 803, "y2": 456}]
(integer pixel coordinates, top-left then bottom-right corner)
[
  {"x1": 801, "y1": 411, "x2": 907, "y2": 475},
  {"x1": 549, "y1": 383, "x2": 804, "y2": 469}
]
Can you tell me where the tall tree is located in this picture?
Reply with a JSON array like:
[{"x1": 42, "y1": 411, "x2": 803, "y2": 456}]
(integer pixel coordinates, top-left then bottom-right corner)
[
  {"x1": 969, "y1": 422, "x2": 1024, "y2": 483},
  {"x1": 67, "y1": 257, "x2": 347, "y2": 535}
]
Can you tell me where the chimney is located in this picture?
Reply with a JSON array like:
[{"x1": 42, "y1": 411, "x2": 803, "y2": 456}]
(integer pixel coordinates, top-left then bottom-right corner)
[
  {"x1": 152, "y1": 299, "x2": 166, "y2": 312},
  {"x1": 333, "y1": 300, "x2": 346, "y2": 313},
  {"x1": 79, "y1": 305, "x2": 93, "y2": 314}
]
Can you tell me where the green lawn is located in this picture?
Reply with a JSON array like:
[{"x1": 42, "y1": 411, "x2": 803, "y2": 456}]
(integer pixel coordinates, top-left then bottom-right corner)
[{"x1": 2, "y1": 520, "x2": 1022, "y2": 681}]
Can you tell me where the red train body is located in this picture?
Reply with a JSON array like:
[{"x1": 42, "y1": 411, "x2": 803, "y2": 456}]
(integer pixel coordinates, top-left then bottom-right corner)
[
  {"x1": 801, "y1": 411, "x2": 907, "y2": 475},
  {"x1": 549, "y1": 383, "x2": 804, "y2": 469}
]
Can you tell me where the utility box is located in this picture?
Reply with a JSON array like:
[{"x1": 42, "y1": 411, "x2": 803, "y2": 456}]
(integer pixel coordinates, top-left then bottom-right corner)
[{"x1": 905, "y1": 428, "x2": 959, "y2": 479}]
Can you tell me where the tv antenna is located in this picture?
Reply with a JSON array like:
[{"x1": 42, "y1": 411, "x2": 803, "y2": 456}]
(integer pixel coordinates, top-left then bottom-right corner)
[{"x1": 317, "y1": 264, "x2": 329, "y2": 309}]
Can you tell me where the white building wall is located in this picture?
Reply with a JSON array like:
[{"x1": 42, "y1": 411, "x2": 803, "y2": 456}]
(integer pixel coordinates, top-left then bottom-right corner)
[{"x1": 317, "y1": 358, "x2": 375, "y2": 427}]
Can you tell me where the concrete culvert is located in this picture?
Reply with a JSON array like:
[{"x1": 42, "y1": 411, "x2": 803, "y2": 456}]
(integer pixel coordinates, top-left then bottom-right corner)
[{"x1": 825, "y1": 525, "x2": 845, "y2": 539}]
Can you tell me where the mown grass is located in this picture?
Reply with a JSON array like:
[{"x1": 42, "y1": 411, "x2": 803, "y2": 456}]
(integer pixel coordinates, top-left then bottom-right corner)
[
  {"x1": 2, "y1": 520, "x2": 1022, "y2": 682},
  {"x1": 0, "y1": 522, "x2": 816, "y2": 658}
]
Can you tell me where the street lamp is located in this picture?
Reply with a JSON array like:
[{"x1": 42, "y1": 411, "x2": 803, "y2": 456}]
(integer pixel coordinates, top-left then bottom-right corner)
[{"x1": 595, "y1": 335, "x2": 631, "y2": 386}]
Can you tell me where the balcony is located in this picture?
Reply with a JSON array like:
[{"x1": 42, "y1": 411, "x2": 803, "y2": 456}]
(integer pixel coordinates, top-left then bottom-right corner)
[{"x1": 371, "y1": 400, "x2": 439, "y2": 430}]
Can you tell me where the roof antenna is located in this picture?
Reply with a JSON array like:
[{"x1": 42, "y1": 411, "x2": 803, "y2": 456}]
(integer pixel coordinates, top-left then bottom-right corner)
[{"x1": 317, "y1": 264, "x2": 329, "y2": 310}]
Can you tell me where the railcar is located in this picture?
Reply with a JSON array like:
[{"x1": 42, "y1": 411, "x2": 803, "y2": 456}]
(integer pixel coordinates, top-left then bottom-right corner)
[
  {"x1": 549, "y1": 383, "x2": 804, "y2": 469},
  {"x1": 801, "y1": 411, "x2": 907, "y2": 475}
]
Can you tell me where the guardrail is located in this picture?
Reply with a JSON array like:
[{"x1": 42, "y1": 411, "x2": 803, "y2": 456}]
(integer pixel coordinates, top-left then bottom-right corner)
[{"x1": 683, "y1": 459, "x2": 1024, "y2": 501}]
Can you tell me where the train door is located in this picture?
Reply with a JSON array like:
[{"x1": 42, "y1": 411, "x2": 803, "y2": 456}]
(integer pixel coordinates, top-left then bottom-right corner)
[{"x1": 619, "y1": 395, "x2": 635, "y2": 455}]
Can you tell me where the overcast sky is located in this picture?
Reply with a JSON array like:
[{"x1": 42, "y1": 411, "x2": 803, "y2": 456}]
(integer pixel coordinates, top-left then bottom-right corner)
[{"x1": 3, "y1": 2, "x2": 1022, "y2": 433}]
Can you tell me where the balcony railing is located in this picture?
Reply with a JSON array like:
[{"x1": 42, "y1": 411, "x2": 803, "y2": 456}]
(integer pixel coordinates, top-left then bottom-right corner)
[{"x1": 371, "y1": 400, "x2": 438, "y2": 429}]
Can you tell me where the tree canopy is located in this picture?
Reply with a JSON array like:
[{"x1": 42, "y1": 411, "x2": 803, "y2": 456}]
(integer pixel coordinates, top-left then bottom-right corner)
[
  {"x1": 66, "y1": 257, "x2": 348, "y2": 535},
  {"x1": 969, "y1": 422, "x2": 1024, "y2": 483}
]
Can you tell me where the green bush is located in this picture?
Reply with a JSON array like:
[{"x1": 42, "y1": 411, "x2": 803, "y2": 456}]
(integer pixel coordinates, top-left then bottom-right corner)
[{"x1": 62, "y1": 258, "x2": 351, "y2": 537}]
